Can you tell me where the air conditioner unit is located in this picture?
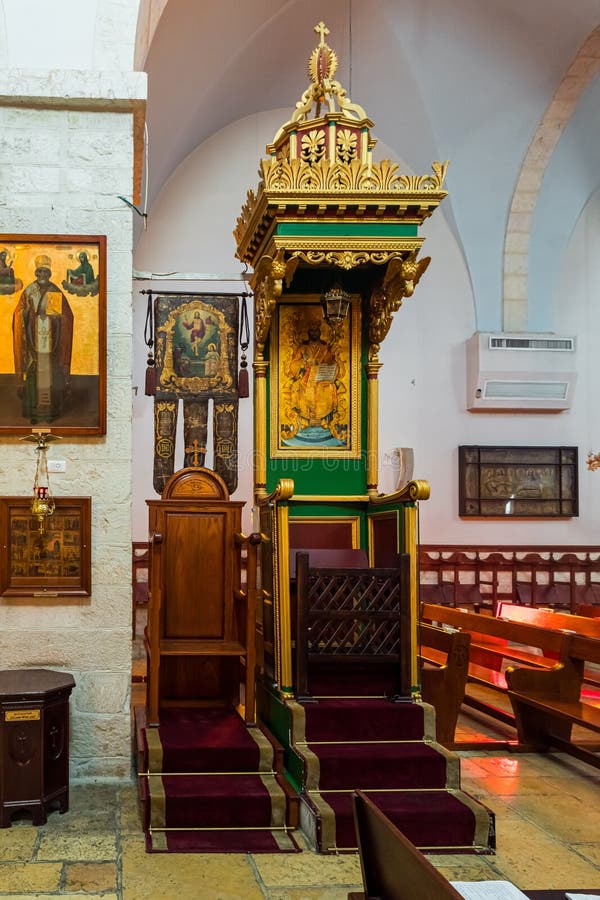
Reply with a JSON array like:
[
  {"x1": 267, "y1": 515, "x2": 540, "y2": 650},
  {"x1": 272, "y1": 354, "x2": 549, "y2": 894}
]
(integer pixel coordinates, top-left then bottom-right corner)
[{"x1": 466, "y1": 332, "x2": 576, "y2": 412}]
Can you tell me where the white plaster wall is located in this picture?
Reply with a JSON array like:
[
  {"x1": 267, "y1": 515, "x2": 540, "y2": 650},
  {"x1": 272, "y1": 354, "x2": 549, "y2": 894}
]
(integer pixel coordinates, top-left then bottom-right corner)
[
  {"x1": 0, "y1": 0, "x2": 140, "y2": 70},
  {"x1": 134, "y1": 108, "x2": 600, "y2": 549},
  {"x1": 0, "y1": 69, "x2": 142, "y2": 779},
  {"x1": 384, "y1": 199, "x2": 600, "y2": 546}
]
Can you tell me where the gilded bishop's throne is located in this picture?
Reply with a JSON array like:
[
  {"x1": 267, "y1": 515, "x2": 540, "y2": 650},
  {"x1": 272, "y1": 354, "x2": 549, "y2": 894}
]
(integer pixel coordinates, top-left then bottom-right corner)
[
  {"x1": 137, "y1": 22, "x2": 493, "y2": 857},
  {"x1": 231, "y1": 21, "x2": 493, "y2": 854}
]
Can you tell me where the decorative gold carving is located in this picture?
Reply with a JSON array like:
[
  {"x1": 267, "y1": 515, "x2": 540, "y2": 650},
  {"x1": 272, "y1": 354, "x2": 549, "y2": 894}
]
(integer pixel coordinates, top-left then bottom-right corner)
[
  {"x1": 259, "y1": 157, "x2": 448, "y2": 195},
  {"x1": 250, "y1": 249, "x2": 291, "y2": 351},
  {"x1": 278, "y1": 22, "x2": 368, "y2": 136},
  {"x1": 369, "y1": 480, "x2": 431, "y2": 504},
  {"x1": 367, "y1": 253, "x2": 431, "y2": 359},
  {"x1": 291, "y1": 249, "x2": 397, "y2": 270},
  {"x1": 257, "y1": 478, "x2": 296, "y2": 505},
  {"x1": 301, "y1": 129, "x2": 326, "y2": 163}
]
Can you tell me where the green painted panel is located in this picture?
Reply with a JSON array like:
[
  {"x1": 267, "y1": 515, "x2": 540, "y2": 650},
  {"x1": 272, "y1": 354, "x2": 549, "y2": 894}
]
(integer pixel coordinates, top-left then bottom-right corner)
[
  {"x1": 277, "y1": 222, "x2": 418, "y2": 237},
  {"x1": 267, "y1": 459, "x2": 365, "y2": 495},
  {"x1": 256, "y1": 682, "x2": 304, "y2": 790}
]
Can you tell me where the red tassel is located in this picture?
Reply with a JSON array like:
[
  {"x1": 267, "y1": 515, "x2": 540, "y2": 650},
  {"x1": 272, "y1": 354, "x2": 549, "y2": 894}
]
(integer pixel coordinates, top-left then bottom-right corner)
[
  {"x1": 145, "y1": 359, "x2": 156, "y2": 396},
  {"x1": 238, "y1": 356, "x2": 249, "y2": 398}
]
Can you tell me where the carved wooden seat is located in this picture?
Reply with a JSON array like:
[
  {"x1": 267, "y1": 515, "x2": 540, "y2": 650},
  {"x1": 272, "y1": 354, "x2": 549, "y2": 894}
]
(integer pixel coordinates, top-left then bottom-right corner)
[{"x1": 145, "y1": 467, "x2": 259, "y2": 726}]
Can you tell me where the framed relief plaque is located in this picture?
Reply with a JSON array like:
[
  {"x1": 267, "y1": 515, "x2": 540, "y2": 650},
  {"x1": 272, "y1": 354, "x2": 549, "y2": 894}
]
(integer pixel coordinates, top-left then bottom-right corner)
[
  {"x1": 458, "y1": 446, "x2": 578, "y2": 517},
  {"x1": 0, "y1": 496, "x2": 91, "y2": 596}
]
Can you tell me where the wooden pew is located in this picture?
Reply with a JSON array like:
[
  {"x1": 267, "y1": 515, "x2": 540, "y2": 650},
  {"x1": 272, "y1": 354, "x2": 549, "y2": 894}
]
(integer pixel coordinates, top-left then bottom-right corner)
[
  {"x1": 349, "y1": 790, "x2": 463, "y2": 900},
  {"x1": 420, "y1": 603, "x2": 566, "y2": 728},
  {"x1": 506, "y1": 633, "x2": 600, "y2": 770},
  {"x1": 496, "y1": 601, "x2": 600, "y2": 639},
  {"x1": 419, "y1": 624, "x2": 471, "y2": 747},
  {"x1": 496, "y1": 603, "x2": 600, "y2": 688}
]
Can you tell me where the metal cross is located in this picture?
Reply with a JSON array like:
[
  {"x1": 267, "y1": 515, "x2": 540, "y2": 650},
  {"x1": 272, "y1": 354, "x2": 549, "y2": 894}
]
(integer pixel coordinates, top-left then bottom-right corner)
[
  {"x1": 314, "y1": 21, "x2": 329, "y2": 45},
  {"x1": 185, "y1": 439, "x2": 205, "y2": 467}
]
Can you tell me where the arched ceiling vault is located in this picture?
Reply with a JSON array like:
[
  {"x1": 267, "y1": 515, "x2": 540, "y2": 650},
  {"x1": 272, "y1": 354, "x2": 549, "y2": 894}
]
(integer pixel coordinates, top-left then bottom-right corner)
[{"x1": 142, "y1": 0, "x2": 600, "y2": 331}]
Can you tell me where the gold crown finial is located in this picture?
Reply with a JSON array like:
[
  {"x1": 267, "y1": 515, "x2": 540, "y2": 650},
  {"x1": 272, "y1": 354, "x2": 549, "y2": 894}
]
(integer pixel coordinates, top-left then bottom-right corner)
[{"x1": 314, "y1": 21, "x2": 329, "y2": 46}]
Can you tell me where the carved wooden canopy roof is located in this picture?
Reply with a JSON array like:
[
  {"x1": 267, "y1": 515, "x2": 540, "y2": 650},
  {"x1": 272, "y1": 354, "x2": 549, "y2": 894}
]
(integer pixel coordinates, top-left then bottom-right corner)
[{"x1": 233, "y1": 21, "x2": 448, "y2": 358}]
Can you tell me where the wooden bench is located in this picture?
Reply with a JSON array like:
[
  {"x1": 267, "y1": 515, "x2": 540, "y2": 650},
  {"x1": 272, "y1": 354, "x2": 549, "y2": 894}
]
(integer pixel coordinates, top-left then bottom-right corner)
[
  {"x1": 348, "y1": 790, "x2": 463, "y2": 900},
  {"x1": 420, "y1": 603, "x2": 567, "y2": 730},
  {"x1": 506, "y1": 633, "x2": 600, "y2": 770},
  {"x1": 497, "y1": 603, "x2": 600, "y2": 688},
  {"x1": 419, "y1": 624, "x2": 471, "y2": 747}
]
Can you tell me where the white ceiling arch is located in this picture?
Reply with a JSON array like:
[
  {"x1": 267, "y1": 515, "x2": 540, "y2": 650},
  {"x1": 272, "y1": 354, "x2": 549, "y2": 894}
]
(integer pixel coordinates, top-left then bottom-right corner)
[{"x1": 141, "y1": 0, "x2": 600, "y2": 330}]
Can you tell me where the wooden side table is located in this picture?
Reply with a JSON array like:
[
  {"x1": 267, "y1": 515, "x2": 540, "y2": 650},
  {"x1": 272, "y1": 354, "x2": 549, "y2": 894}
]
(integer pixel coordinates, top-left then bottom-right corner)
[{"x1": 0, "y1": 669, "x2": 75, "y2": 828}]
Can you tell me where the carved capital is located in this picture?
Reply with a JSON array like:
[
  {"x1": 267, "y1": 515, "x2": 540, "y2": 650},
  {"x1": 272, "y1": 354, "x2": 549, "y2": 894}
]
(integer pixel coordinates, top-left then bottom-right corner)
[{"x1": 367, "y1": 253, "x2": 431, "y2": 359}]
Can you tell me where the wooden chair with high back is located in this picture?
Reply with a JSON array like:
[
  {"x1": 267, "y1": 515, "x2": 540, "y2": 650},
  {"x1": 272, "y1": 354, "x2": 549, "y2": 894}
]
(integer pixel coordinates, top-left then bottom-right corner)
[{"x1": 144, "y1": 467, "x2": 259, "y2": 727}]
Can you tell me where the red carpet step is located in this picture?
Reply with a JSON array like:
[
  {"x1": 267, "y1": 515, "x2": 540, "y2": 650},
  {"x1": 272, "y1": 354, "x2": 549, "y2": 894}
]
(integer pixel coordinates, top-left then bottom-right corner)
[
  {"x1": 134, "y1": 706, "x2": 299, "y2": 853},
  {"x1": 286, "y1": 696, "x2": 494, "y2": 854}
]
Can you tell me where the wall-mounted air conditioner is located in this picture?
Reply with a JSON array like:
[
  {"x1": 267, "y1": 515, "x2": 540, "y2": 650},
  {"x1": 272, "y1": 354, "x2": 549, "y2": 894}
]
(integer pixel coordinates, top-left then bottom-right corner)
[{"x1": 466, "y1": 332, "x2": 576, "y2": 412}]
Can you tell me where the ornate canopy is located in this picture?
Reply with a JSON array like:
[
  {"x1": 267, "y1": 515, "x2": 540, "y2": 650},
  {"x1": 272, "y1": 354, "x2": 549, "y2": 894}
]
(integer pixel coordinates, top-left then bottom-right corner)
[{"x1": 234, "y1": 21, "x2": 448, "y2": 360}]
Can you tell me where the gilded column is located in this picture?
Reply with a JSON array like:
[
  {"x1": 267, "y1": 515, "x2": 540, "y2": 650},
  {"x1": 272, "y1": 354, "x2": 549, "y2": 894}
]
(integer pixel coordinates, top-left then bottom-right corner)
[
  {"x1": 403, "y1": 504, "x2": 420, "y2": 698},
  {"x1": 365, "y1": 361, "x2": 382, "y2": 496},
  {"x1": 275, "y1": 501, "x2": 293, "y2": 695},
  {"x1": 253, "y1": 359, "x2": 269, "y2": 499}
]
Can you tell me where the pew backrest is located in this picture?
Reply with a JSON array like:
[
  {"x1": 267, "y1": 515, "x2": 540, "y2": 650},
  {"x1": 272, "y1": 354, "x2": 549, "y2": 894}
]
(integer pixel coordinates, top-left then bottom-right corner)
[
  {"x1": 352, "y1": 790, "x2": 463, "y2": 900},
  {"x1": 422, "y1": 603, "x2": 600, "y2": 669},
  {"x1": 496, "y1": 602, "x2": 600, "y2": 638}
]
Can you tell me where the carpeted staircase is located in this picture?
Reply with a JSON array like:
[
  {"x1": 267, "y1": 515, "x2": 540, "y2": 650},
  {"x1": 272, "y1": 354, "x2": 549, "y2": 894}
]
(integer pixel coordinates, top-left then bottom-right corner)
[
  {"x1": 134, "y1": 706, "x2": 299, "y2": 853},
  {"x1": 285, "y1": 693, "x2": 495, "y2": 854}
]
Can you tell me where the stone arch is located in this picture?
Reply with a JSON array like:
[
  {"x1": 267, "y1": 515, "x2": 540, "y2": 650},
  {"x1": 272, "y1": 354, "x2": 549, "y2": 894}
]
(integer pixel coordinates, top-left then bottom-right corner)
[
  {"x1": 134, "y1": 0, "x2": 169, "y2": 70},
  {"x1": 503, "y1": 26, "x2": 600, "y2": 331}
]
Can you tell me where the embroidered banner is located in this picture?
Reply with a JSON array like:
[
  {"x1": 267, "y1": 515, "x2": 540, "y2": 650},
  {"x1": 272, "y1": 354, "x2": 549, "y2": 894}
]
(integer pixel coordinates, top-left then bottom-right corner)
[{"x1": 152, "y1": 295, "x2": 239, "y2": 494}]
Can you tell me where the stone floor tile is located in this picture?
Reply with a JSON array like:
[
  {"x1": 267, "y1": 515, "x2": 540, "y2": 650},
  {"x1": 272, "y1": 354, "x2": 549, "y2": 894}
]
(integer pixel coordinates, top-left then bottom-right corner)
[
  {"x1": 36, "y1": 831, "x2": 117, "y2": 861},
  {"x1": 0, "y1": 827, "x2": 37, "y2": 861},
  {"x1": 427, "y1": 858, "x2": 501, "y2": 882},
  {"x1": 121, "y1": 835, "x2": 264, "y2": 900},
  {"x1": 252, "y1": 850, "x2": 362, "y2": 887},
  {"x1": 492, "y1": 814, "x2": 600, "y2": 889},
  {"x1": 460, "y1": 773, "x2": 563, "y2": 797},
  {"x1": 572, "y1": 843, "x2": 600, "y2": 866},
  {"x1": 3, "y1": 896, "x2": 118, "y2": 900},
  {"x1": 0, "y1": 862, "x2": 62, "y2": 892},
  {"x1": 461, "y1": 753, "x2": 553, "y2": 778},
  {"x1": 505, "y1": 790, "x2": 600, "y2": 843},
  {"x1": 118, "y1": 784, "x2": 143, "y2": 834},
  {"x1": 64, "y1": 861, "x2": 118, "y2": 892},
  {"x1": 38, "y1": 809, "x2": 116, "y2": 833},
  {"x1": 265, "y1": 890, "x2": 361, "y2": 899}
]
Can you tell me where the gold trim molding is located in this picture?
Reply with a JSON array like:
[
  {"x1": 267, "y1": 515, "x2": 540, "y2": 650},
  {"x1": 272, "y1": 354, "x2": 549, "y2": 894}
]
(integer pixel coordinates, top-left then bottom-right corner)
[{"x1": 369, "y1": 479, "x2": 431, "y2": 504}]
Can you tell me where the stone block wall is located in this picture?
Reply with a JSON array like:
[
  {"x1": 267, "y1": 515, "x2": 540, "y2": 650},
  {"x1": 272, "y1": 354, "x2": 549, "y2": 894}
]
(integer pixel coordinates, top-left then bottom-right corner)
[{"x1": 0, "y1": 70, "x2": 146, "y2": 780}]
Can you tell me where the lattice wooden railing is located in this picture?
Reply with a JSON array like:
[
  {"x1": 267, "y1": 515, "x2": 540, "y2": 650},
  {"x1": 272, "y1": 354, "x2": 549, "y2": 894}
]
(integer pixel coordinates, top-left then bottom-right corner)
[{"x1": 295, "y1": 552, "x2": 411, "y2": 699}]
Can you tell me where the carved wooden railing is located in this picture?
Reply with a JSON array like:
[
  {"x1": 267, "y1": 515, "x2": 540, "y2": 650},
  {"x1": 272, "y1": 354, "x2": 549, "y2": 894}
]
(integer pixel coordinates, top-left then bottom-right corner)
[
  {"x1": 419, "y1": 545, "x2": 600, "y2": 613},
  {"x1": 294, "y1": 551, "x2": 412, "y2": 700}
]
